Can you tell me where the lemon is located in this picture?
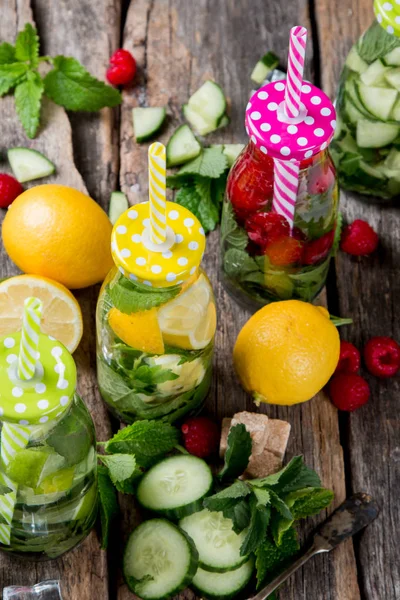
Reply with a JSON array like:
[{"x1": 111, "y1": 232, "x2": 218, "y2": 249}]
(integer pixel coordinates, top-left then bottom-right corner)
[
  {"x1": 2, "y1": 184, "x2": 113, "y2": 289},
  {"x1": 233, "y1": 300, "x2": 340, "y2": 406},
  {"x1": 0, "y1": 274, "x2": 83, "y2": 352},
  {"x1": 108, "y1": 306, "x2": 165, "y2": 354},
  {"x1": 158, "y1": 274, "x2": 216, "y2": 350},
  {"x1": 147, "y1": 354, "x2": 206, "y2": 397}
]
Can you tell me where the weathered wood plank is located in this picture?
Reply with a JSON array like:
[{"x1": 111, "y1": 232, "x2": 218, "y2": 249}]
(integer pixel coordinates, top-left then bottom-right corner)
[
  {"x1": 315, "y1": 1, "x2": 400, "y2": 598},
  {"x1": 118, "y1": 1, "x2": 359, "y2": 599},
  {"x1": 0, "y1": 2, "x2": 120, "y2": 597}
]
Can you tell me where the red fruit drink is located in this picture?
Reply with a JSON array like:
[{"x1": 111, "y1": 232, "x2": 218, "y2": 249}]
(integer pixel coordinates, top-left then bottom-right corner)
[{"x1": 220, "y1": 30, "x2": 339, "y2": 309}]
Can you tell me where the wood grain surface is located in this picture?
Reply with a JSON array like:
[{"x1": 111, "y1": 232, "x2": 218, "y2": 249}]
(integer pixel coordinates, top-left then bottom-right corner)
[{"x1": 0, "y1": 0, "x2": 397, "y2": 599}]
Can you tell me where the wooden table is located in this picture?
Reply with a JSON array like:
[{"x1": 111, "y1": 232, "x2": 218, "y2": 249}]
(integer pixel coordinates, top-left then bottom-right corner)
[{"x1": 0, "y1": 1, "x2": 399, "y2": 599}]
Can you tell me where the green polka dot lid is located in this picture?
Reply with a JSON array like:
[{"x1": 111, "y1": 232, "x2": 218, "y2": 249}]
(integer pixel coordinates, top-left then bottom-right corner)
[
  {"x1": 374, "y1": 0, "x2": 400, "y2": 36},
  {"x1": 0, "y1": 303, "x2": 77, "y2": 426}
]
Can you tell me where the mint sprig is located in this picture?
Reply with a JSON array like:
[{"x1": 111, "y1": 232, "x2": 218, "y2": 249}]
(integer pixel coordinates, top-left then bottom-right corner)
[{"x1": 0, "y1": 23, "x2": 121, "y2": 138}]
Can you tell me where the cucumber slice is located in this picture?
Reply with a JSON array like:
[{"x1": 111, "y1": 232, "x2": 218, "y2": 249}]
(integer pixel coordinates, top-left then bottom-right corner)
[
  {"x1": 360, "y1": 59, "x2": 390, "y2": 86},
  {"x1": 344, "y1": 79, "x2": 371, "y2": 119},
  {"x1": 109, "y1": 192, "x2": 128, "y2": 225},
  {"x1": 124, "y1": 519, "x2": 198, "y2": 600},
  {"x1": 383, "y1": 47, "x2": 400, "y2": 67},
  {"x1": 385, "y1": 67, "x2": 400, "y2": 92},
  {"x1": 223, "y1": 144, "x2": 245, "y2": 167},
  {"x1": 251, "y1": 51, "x2": 280, "y2": 84},
  {"x1": 7, "y1": 148, "x2": 55, "y2": 183},
  {"x1": 137, "y1": 455, "x2": 213, "y2": 520},
  {"x1": 359, "y1": 160, "x2": 386, "y2": 180},
  {"x1": 356, "y1": 82, "x2": 398, "y2": 120},
  {"x1": 187, "y1": 80, "x2": 226, "y2": 129},
  {"x1": 179, "y1": 509, "x2": 249, "y2": 573},
  {"x1": 132, "y1": 107, "x2": 166, "y2": 143},
  {"x1": 337, "y1": 131, "x2": 359, "y2": 154},
  {"x1": 191, "y1": 557, "x2": 255, "y2": 600},
  {"x1": 166, "y1": 125, "x2": 202, "y2": 167},
  {"x1": 356, "y1": 119, "x2": 399, "y2": 148},
  {"x1": 345, "y1": 94, "x2": 366, "y2": 125},
  {"x1": 384, "y1": 147, "x2": 400, "y2": 170},
  {"x1": 217, "y1": 114, "x2": 230, "y2": 130},
  {"x1": 391, "y1": 96, "x2": 400, "y2": 120},
  {"x1": 345, "y1": 46, "x2": 368, "y2": 74}
]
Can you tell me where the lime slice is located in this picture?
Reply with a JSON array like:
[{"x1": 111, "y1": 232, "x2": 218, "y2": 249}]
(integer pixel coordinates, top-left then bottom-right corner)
[
  {"x1": 36, "y1": 466, "x2": 75, "y2": 494},
  {"x1": 6, "y1": 449, "x2": 49, "y2": 488}
]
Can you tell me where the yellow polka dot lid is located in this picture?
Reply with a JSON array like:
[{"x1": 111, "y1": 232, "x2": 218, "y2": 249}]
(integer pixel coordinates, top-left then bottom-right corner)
[
  {"x1": 374, "y1": 0, "x2": 400, "y2": 36},
  {"x1": 0, "y1": 300, "x2": 77, "y2": 426},
  {"x1": 111, "y1": 201, "x2": 206, "y2": 288}
]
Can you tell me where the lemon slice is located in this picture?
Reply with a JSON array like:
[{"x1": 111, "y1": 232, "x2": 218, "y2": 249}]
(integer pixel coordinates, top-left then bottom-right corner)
[
  {"x1": 108, "y1": 306, "x2": 165, "y2": 354},
  {"x1": 158, "y1": 274, "x2": 216, "y2": 351},
  {"x1": 0, "y1": 274, "x2": 83, "y2": 352}
]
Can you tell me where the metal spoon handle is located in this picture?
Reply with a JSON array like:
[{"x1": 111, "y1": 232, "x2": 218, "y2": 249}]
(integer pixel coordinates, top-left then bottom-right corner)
[{"x1": 250, "y1": 545, "x2": 322, "y2": 600}]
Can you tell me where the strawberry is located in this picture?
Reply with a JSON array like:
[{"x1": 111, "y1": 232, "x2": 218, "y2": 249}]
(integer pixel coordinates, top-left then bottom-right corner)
[
  {"x1": 335, "y1": 340, "x2": 360, "y2": 374},
  {"x1": 227, "y1": 153, "x2": 274, "y2": 222},
  {"x1": 245, "y1": 212, "x2": 290, "y2": 248},
  {"x1": 303, "y1": 229, "x2": 335, "y2": 265},
  {"x1": 265, "y1": 236, "x2": 303, "y2": 266},
  {"x1": 329, "y1": 373, "x2": 370, "y2": 411},
  {"x1": 364, "y1": 336, "x2": 400, "y2": 378},
  {"x1": 106, "y1": 49, "x2": 136, "y2": 86},
  {"x1": 181, "y1": 417, "x2": 220, "y2": 458},
  {"x1": 0, "y1": 174, "x2": 23, "y2": 208},
  {"x1": 308, "y1": 164, "x2": 335, "y2": 195},
  {"x1": 340, "y1": 219, "x2": 378, "y2": 256}
]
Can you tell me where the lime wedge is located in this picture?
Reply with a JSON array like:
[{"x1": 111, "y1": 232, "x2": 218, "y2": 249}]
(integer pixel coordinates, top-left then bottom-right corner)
[
  {"x1": 36, "y1": 466, "x2": 75, "y2": 494},
  {"x1": 6, "y1": 449, "x2": 49, "y2": 488}
]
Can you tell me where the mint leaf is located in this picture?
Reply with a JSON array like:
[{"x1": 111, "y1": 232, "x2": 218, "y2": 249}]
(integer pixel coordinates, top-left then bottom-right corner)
[
  {"x1": 108, "y1": 278, "x2": 179, "y2": 314},
  {"x1": 270, "y1": 512, "x2": 294, "y2": 547},
  {"x1": 204, "y1": 480, "x2": 251, "y2": 512},
  {"x1": 218, "y1": 424, "x2": 252, "y2": 481},
  {"x1": 105, "y1": 420, "x2": 179, "y2": 468},
  {"x1": 0, "y1": 43, "x2": 16, "y2": 64},
  {"x1": 250, "y1": 456, "x2": 320, "y2": 493},
  {"x1": 175, "y1": 186, "x2": 202, "y2": 216},
  {"x1": 285, "y1": 487, "x2": 334, "y2": 519},
  {"x1": 223, "y1": 248, "x2": 260, "y2": 279},
  {"x1": 269, "y1": 491, "x2": 293, "y2": 521},
  {"x1": 221, "y1": 203, "x2": 248, "y2": 250},
  {"x1": 240, "y1": 494, "x2": 271, "y2": 556},
  {"x1": 44, "y1": 56, "x2": 121, "y2": 111},
  {"x1": 14, "y1": 70, "x2": 43, "y2": 138},
  {"x1": 196, "y1": 177, "x2": 220, "y2": 233},
  {"x1": 255, "y1": 528, "x2": 299, "y2": 590},
  {"x1": 0, "y1": 63, "x2": 28, "y2": 96},
  {"x1": 179, "y1": 147, "x2": 228, "y2": 178},
  {"x1": 332, "y1": 212, "x2": 343, "y2": 256},
  {"x1": 358, "y1": 21, "x2": 400, "y2": 63},
  {"x1": 166, "y1": 174, "x2": 194, "y2": 189},
  {"x1": 98, "y1": 465, "x2": 119, "y2": 549},
  {"x1": 15, "y1": 23, "x2": 39, "y2": 66},
  {"x1": 132, "y1": 364, "x2": 179, "y2": 389},
  {"x1": 98, "y1": 453, "x2": 137, "y2": 485},
  {"x1": 230, "y1": 499, "x2": 252, "y2": 533},
  {"x1": 253, "y1": 488, "x2": 271, "y2": 507}
]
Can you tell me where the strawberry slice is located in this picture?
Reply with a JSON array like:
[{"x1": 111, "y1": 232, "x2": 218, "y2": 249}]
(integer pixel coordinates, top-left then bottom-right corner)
[{"x1": 302, "y1": 229, "x2": 335, "y2": 265}]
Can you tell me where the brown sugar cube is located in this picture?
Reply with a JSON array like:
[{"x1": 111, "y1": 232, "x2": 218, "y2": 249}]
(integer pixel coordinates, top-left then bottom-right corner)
[
  {"x1": 265, "y1": 419, "x2": 291, "y2": 459},
  {"x1": 231, "y1": 411, "x2": 269, "y2": 456},
  {"x1": 219, "y1": 417, "x2": 232, "y2": 458},
  {"x1": 243, "y1": 449, "x2": 284, "y2": 479}
]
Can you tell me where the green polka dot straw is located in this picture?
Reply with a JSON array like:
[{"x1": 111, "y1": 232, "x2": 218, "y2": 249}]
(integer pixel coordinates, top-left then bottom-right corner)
[{"x1": 0, "y1": 297, "x2": 77, "y2": 545}]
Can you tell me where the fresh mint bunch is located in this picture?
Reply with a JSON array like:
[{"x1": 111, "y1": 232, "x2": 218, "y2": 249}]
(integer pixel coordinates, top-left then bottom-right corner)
[{"x1": 0, "y1": 23, "x2": 121, "y2": 138}]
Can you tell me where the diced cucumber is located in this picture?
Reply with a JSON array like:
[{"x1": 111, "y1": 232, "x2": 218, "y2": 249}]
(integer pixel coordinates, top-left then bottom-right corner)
[
  {"x1": 109, "y1": 192, "x2": 128, "y2": 225},
  {"x1": 345, "y1": 95, "x2": 366, "y2": 125},
  {"x1": 345, "y1": 46, "x2": 368, "y2": 74},
  {"x1": 187, "y1": 80, "x2": 226, "y2": 129},
  {"x1": 179, "y1": 509, "x2": 249, "y2": 573},
  {"x1": 356, "y1": 82, "x2": 398, "y2": 120},
  {"x1": 384, "y1": 147, "x2": 400, "y2": 170},
  {"x1": 137, "y1": 455, "x2": 213, "y2": 520},
  {"x1": 391, "y1": 96, "x2": 400, "y2": 120},
  {"x1": 356, "y1": 119, "x2": 399, "y2": 148},
  {"x1": 132, "y1": 107, "x2": 166, "y2": 143},
  {"x1": 383, "y1": 47, "x2": 400, "y2": 67},
  {"x1": 385, "y1": 67, "x2": 400, "y2": 92},
  {"x1": 124, "y1": 519, "x2": 198, "y2": 600},
  {"x1": 223, "y1": 144, "x2": 245, "y2": 167},
  {"x1": 251, "y1": 51, "x2": 280, "y2": 84},
  {"x1": 191, "y1": 557, "x2": 255, "y2": 600},
  {"x1": 183, "y1": 104, "x2": 216, "y2": 136},
  {"x1": 166, "y1": 125, "x2": 202, "y2": 167},
  {"x1": 344, "y1": 79, "x2": 371, "y2": 119},
  {"x1": 360, "y1": 59, "x2": 390, "y2": 86},
  {"x1": 7, "y1": 148, "x2": 55, "y2": 183},
  {"x1": 337, "y1": 131, "x2": 359, "y2": 154}
]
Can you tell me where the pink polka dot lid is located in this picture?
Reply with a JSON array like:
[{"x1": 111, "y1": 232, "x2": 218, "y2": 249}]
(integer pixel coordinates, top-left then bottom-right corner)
[{"x1": 245, "y1": 80, "x2": 336, "y2": 161}]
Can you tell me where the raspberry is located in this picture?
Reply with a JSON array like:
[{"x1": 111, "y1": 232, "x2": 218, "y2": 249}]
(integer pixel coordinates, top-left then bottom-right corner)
[
  {"x1": 302, "y1": 229, "x2": 335, "y2": 265},
  {"x1": 364, "y1": 336, "x2": 400, "y2": 378},
  {"x1": 0, "y1": 174, "x2": 23, "y2": 208},
  {"x1": 181, "y1": 416, "x2": 220, "y2": 459},
  {"x1": 106, "y1": 49, "x2": 136, "y2": 86},
  {"x1": 245, "y1": 212, "x2": 290, "y2": 248},
  {"x1": 265, "y1": 236, "x2": 303, "y2": 266},
  {"x1": 329, "y1": 373, "x2": 370, "y2": 411},
  {"x1": 340, "y1": 219, "x2": 378, "y2": 256},
  {"x1": 335, "y1": 340, "x2": 360, "y2": 374}
]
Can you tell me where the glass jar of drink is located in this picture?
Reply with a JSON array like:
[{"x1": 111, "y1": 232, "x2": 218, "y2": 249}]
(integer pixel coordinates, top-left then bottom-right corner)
[
  {"x1": 96, "y1": 201, "x2": 216, "y2": 424},
  {"x1": 330, "y1": 0, "x2": 400, "y2": 200},
  {"x1": 221, "y1": 80, "x2": 339, "y2": 309},
  {"x1": 0, "y1": 323, "x2": 98, "y2": 560}
]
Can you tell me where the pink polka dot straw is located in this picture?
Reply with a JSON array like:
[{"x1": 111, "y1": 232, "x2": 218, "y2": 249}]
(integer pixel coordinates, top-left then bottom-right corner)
[{"x1": 245, "y1": 26, "x2": 336, "y2": 230}]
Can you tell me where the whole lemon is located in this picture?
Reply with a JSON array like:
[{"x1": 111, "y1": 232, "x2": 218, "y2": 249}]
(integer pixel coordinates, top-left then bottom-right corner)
[
  {"x1": 233, "y1": 300, "x2": 340, "y2": 405},
  {"x1": 2, "y1": 184, "x2": 113, "y2": 289}
]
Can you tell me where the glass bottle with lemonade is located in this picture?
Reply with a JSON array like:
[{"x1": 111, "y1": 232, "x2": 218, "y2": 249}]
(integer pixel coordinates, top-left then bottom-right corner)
[
  {"x1": 0, "y1": 298, "x2": 98, "y2": 560},
  {"x1": 96, "y1": 143, "x2": 216, "y2": 424}
]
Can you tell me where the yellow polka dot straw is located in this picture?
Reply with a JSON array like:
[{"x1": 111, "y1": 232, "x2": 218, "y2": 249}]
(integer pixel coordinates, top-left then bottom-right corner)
[
  {"x1": 148, "y1": 142, "x2": 167, "y2": 244},
  {"x1": 111, "y1": 200, "x2": 206, "y2": 288}
]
